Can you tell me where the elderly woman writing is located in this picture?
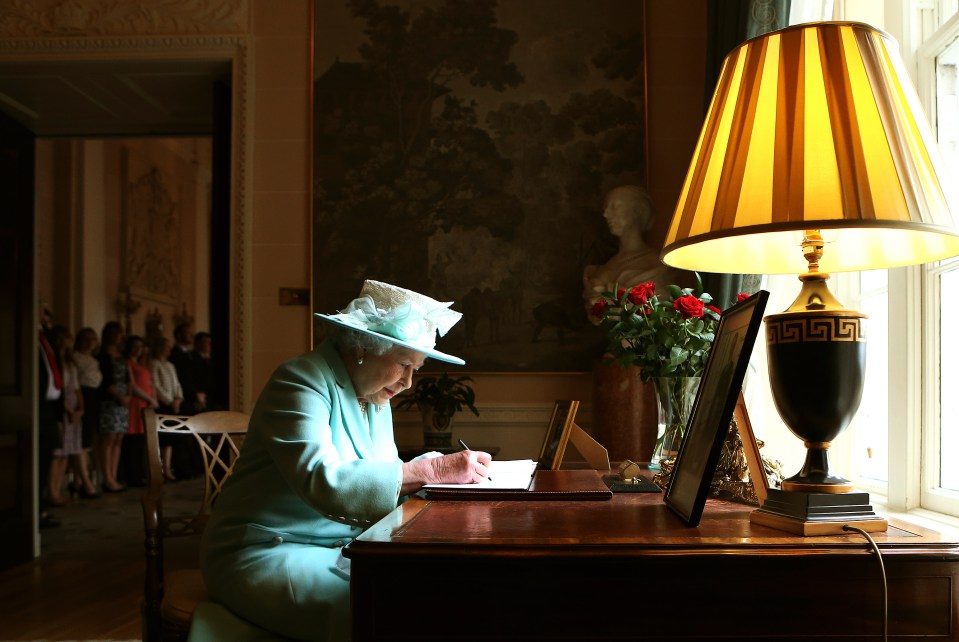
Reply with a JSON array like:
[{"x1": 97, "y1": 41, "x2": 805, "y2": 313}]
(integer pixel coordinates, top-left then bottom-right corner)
[{"x1": 192, "y1": 280, "x2": 490, "y2": 641}]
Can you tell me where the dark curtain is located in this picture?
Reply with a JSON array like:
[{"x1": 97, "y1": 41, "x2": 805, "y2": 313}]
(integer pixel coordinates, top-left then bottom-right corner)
[
  {"x1": 705, "y1": 0, "x2": 793, "y2": 102},
  {"x1": 704, "y1": 0, "x2": 752, "y2": 112},
  {"x1": 700, "y1": 0, "x2": 790, "y2": 307}
]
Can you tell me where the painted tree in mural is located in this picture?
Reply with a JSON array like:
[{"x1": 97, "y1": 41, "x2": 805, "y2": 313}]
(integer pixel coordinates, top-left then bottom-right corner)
[
  {"x1": 314, "y1": 0, "x2": 523, "y2": 291},
  {"x1": 314, "y1": 0, "x2": 646, "y2": 370}
]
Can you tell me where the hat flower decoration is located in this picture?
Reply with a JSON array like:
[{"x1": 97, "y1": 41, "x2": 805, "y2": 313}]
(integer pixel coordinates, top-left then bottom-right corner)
[{"x1": 316, "y1": 280, "x2": 464, "y2": 365}]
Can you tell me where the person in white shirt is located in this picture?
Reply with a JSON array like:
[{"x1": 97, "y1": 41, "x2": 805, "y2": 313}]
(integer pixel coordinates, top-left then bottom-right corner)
[
  {"x1": 74, "y1": 327, "x2": 102, "y2": 497},
  {"x1": 149, "y1": 336, "x2": 184, "y2": 481},
  {"x1": 50, "y1": 327, "x2": 99, "y2": 501}
]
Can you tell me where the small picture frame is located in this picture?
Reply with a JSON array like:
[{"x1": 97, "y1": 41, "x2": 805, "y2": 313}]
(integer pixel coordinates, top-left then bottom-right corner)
[
  {"x1": 734, "y1": 391, "x2": 769, "y2": 506},
  {"x1": 664, "y1": 290, "x2": 769, "y2": 527},
  {"x1": 538, "y1": 400, "x2": 580, "y2": 470}
]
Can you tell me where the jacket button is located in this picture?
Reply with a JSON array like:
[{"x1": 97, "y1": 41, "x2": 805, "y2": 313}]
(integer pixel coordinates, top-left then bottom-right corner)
[{"x1": 271, "y1": 536, "x2": 283, "y2": 545}]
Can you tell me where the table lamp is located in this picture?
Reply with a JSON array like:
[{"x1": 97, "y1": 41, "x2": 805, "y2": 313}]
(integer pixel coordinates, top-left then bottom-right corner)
[{"x1": 661, "y1": 22, "x2": 959, "y2": 535}]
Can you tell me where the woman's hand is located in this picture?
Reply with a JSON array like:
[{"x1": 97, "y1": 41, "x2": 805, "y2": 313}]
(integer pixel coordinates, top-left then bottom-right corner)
[
  {"x1": 400, "y1": 450, "x2": 492, "y2": 495},
  {"x1": 433, "y1": 450, "x2": 493, "y2": 484}
]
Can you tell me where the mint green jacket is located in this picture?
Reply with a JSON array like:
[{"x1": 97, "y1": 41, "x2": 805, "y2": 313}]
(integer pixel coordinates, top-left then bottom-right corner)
[{"x1": 199, "y1": 340, "x2": 403, "y2": 640}]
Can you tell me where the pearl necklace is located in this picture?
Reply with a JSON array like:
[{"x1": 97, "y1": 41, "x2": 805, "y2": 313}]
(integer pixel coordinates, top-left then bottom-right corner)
[{"x1": 358, "y1": 400, "x2": 381, "y2": 415}]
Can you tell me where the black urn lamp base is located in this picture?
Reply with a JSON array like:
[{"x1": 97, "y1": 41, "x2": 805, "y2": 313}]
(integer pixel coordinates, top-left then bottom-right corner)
[
  {"x1": 780, "y1": 447, "x2": 855, "y2": 493},
  {"x1": 750, "y1": 488, "x2": 888, "y2": 535}
]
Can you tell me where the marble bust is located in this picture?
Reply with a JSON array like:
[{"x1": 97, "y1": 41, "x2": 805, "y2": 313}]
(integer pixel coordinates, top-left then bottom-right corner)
[{"x1": 582, "y1": 185, "x2": 685, "y2": 312}]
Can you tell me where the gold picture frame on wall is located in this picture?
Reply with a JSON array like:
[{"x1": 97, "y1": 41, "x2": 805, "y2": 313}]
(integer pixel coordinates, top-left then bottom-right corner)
[{"x1": 311, "y1": 0, "x2": 648, "y2": 372}]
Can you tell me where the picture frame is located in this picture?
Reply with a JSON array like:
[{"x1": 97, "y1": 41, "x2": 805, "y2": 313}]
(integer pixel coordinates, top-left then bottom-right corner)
[
  {"x1": 733, "y1": 390, "x2": 769, "y2": 506},
  {"x1": 311, "y1": 0, "x2": 649, "y2": 372},
  {"x1": 538, "y1": 400, "x2": 580, "y2": 470},
  {"x1": 664, "y1": 290, "x2": 769, "y2": 527}
]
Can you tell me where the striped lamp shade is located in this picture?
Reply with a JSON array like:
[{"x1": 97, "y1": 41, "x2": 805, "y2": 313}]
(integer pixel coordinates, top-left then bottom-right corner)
[{"x1": 661, "y1": 22, "x2": 959, "y2": 275}]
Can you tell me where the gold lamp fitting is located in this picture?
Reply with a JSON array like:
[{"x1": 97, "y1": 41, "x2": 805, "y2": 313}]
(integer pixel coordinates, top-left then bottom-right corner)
[{"x1": 782, "y1": 231, "x2": 861, "y2": 316}]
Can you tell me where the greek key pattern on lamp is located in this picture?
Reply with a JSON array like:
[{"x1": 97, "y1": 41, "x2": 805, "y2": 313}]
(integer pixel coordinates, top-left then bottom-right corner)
[{"x1": 766, "y1": 317, "x2": 864, "y2": 344}]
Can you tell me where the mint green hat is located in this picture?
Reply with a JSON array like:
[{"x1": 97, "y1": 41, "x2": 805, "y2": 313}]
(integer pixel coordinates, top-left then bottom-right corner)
[{"x1": 314, "y1": 280, "x2": 465, "y2": 365}]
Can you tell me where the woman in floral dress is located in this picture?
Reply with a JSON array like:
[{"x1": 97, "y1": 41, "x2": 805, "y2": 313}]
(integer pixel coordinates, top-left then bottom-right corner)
[{"x1": 98, "y1": 321, "x2": 130, "y2": 492}]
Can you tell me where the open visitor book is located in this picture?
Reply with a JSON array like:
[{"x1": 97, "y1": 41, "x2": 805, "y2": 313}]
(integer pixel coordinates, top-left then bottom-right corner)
[
  {"x1": 422, "y1": 468, "x2": 612, "y2": 500},
  {"x1": 421, "y1": 401, "x2": 613, "y2": 500}
]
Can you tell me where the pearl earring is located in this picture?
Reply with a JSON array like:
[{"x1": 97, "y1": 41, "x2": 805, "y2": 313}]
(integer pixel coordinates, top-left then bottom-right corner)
[{"x1": 357, "y1": 355, "x2": 364, "y2": 365}]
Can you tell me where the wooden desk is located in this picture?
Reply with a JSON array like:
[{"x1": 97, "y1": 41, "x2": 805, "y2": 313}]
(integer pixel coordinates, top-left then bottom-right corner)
[{"x1": 346, "y1": 491, "x2": 959, "y2": 641}]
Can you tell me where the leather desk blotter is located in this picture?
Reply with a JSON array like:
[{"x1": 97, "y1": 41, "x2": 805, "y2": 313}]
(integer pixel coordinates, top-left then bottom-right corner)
[{"x1": 423, "y1": 469, "x2": 613, "y2": 501}]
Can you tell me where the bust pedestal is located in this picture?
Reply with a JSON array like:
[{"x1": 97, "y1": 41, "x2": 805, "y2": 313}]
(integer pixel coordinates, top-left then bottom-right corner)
[{"x1": 590, "y1": 359, "x2": 657, "y2": 464}]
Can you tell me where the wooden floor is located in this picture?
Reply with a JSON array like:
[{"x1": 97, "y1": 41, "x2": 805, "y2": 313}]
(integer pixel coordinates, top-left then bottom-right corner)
[{"x1": 0, "y1": 478, "x2": 203, "y2": 641}]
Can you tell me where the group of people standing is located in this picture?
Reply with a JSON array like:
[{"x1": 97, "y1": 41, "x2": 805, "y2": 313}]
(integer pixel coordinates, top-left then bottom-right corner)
[{"x1": 37, "y1": 310, "x2": 219, "y2": 528}]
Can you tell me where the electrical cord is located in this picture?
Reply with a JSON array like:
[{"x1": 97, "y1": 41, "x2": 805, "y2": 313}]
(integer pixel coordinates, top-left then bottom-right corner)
[{"x1": 843, "y1": 524, "x2": 888, "y2": 642}]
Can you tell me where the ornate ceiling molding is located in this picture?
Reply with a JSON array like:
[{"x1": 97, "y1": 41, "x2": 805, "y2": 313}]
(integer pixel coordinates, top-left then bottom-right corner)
[
  {"x1": 0, "y1": 34, "x2": 246, "y2": 53},
  {"x1": 0, "y1": 0, "x2": 248, "y2": 37}
]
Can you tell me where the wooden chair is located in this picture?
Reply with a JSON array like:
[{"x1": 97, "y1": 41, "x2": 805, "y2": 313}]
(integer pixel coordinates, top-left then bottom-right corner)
[{"x1": 141, "y1": 408, "x2": 250, "y2": 642}]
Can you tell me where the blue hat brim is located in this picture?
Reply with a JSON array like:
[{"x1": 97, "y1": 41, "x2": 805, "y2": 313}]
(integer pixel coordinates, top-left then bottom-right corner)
[{"x1": 314, "y1": 313, "x2": 465, "y2": 365}]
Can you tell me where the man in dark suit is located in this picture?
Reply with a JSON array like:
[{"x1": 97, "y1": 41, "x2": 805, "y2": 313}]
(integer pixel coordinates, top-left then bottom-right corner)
[
  {"x1": 168, "y1": 321, "x2": 202, "y2": 478},
  {"x1": 190, "y1": 331, "x2": 216, "y2": 413},
  {"x1": 169, "y1": 322, "x2": 197, "y2": 413}
]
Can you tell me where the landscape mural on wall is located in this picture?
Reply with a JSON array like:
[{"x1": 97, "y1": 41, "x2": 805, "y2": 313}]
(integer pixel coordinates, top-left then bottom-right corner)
[{"x1": 312, "y1": 0, "x2": 647, "y2": 371}]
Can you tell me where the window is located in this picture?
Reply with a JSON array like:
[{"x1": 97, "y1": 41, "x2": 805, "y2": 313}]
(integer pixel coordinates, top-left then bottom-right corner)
[
  {"x1": 852, "y1": 270, "x2": 889, "y2": 490},
  {"x1": 835, "y1": 1, "x2": 959, "y2": 518},
  {"x1": 916, "y1": 1, "x2": 959, "y2": 517},
  {"x1": 764, "y1": 1, "x2": 959, "y2": 521},
  {"x1": 932, "y1": 259, "x2": 959, "y2": 494}
]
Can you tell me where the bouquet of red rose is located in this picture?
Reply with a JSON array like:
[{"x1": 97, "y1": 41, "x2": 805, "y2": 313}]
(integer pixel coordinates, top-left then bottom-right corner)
[{"x1": 591, "y1": 273, "x2": 745, "y2": 382}]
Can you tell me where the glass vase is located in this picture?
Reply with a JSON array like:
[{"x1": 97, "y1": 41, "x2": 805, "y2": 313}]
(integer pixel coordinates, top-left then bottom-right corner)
[{"x1": 650, "y1": 376, "x2": 701, "y2": 469}]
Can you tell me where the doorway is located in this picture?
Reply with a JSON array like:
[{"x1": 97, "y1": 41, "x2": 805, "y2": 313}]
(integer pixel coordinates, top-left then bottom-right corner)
[{"x1": 0, "y1": 54, "x2": 237, "y2": 568}]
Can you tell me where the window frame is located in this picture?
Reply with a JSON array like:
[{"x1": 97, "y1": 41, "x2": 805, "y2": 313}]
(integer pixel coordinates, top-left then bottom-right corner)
[
  {"x1": 920, "y1": 258, "x2": 959, "y2": 515},
  {"x1": 907, "y1": 1, "x2": 959, "y2": 517}
]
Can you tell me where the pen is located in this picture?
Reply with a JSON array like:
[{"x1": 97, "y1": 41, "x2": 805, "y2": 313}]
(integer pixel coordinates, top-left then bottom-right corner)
[{"x1": 457, "y1": 439, "x2": 491, "y2": 481}]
